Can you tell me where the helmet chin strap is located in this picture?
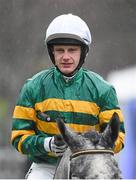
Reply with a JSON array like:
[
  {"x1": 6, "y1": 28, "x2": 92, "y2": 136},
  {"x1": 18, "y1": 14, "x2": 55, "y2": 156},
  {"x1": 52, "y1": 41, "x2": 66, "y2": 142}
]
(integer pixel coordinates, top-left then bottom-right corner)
[
  {"x1": 55, "y1": 66, "x2": 78, "y2": 77},
  {"x1": 55, "y1": 58, "x2": 84, "y2": 77},
  {"x1": 55, "y1": 66, "x2": 76, "y2": 77}
]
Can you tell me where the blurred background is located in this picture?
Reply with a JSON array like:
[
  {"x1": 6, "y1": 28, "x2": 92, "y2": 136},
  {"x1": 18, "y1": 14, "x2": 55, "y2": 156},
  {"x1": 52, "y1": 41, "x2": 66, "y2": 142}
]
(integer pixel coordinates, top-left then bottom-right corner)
[{"x1": 0, "y1": 0, "x2": 136, "y2": 178}]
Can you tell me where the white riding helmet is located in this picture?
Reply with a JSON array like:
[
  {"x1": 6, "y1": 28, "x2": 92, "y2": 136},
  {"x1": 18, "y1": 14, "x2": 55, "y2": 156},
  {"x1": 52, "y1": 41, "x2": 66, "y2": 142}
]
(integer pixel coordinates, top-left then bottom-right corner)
[
  {"x1": 45, "y1": 14, "x2": 92, "y2": 76},
  {"x1": 46, "y1": 13, "x2": 92, "y2": 46}
]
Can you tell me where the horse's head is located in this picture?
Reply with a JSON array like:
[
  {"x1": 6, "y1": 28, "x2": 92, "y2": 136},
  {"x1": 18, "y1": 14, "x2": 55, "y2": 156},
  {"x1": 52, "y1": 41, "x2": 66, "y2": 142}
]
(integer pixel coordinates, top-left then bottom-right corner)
[
  {"x1": 56, "y1": 112, "x2": 122, "y2": 179},
  {"x1": 56, "y1": 112, "x2": 120, "y2": 152}
]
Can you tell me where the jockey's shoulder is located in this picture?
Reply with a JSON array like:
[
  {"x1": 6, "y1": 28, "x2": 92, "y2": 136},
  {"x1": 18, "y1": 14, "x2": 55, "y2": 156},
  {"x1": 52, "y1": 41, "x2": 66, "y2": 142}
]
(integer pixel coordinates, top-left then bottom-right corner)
[{"x1": 82, "y1": 68, "x2": 112, "y2": 88}]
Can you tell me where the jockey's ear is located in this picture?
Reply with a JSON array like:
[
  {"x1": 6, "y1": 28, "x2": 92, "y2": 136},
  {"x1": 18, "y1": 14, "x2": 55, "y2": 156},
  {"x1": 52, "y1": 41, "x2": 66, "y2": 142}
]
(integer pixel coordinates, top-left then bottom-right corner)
[
  {"x1": 56, "y1": 117, "x2": 86, "y2": 152},
  {"x1": 102, "y1": 112, "x2": 120, "y2": 148}
]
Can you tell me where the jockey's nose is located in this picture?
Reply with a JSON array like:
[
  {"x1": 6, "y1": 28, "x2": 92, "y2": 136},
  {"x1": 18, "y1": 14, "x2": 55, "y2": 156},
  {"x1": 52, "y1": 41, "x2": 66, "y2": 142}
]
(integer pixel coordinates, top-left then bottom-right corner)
[{"x1": 62, "y1": 50, "x2": 70, "y2": 60}]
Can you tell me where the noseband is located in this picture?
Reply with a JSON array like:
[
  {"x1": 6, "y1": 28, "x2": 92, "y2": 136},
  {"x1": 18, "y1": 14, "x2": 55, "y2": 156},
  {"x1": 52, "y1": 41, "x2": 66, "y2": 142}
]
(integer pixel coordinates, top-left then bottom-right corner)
[
  {"x1": 70, "y1": 149, "x2": 114, "y2": 159},
  {"x1": 68, "y1": 149, "x2": 114, "y2": 179}
]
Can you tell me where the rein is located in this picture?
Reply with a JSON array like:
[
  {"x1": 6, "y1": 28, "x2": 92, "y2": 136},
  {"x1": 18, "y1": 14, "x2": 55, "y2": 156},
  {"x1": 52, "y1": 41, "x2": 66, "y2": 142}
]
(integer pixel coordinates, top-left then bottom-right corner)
[{"x1": 67, "y1": 149, "x2": 114, "y2": 179}]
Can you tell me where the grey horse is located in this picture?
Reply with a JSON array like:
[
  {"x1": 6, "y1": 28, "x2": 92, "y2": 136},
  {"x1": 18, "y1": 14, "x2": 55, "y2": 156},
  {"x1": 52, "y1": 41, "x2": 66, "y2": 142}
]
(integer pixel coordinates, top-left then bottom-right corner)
[{"x1": 54, "y1": 112, "x2": 122, "y2": 179}]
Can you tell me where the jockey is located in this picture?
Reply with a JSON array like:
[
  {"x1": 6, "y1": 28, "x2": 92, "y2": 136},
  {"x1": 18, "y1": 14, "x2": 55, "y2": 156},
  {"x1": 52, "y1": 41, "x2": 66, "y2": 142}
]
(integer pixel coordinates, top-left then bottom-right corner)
[{"x1": 11, "y1": 14, "x2": 125, "y2": 179}]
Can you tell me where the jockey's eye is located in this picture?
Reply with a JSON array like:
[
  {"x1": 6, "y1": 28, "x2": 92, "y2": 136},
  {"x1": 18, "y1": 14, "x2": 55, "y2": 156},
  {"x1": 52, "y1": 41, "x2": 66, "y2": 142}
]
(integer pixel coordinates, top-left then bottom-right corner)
[
  {"x1": 68, "y1": 47, "x2": 79, "y2": 52},
  {"x1": 54, "y1": 48, "x2": 64, "y2": 53}
]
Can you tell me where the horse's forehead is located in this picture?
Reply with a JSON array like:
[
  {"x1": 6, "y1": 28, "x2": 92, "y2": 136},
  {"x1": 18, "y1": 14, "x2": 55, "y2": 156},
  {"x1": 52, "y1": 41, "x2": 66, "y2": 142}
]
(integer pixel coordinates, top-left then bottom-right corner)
[
  {"x1": 83, "y1": 131, "x2": 101, "y2": 142},
  {"x1": 84, "y1": 130, "x2": 100, "y2": 137},
  {"x1": 71, "y1": 155, "x2": 120, "y2": 179}
]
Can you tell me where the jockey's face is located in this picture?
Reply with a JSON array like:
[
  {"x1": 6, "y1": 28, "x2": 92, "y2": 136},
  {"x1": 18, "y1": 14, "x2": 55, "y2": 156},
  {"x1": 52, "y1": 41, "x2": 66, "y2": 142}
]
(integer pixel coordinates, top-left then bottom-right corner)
[{"x1": 53, "y1": 45, "x2": 81, "y2": 75}]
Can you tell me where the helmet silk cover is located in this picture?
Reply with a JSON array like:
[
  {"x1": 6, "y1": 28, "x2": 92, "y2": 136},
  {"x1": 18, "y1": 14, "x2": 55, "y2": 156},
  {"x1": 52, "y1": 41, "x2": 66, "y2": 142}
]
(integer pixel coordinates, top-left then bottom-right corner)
[{"x1": 46, "y1": 14, "x2": 92, "y2": 46}]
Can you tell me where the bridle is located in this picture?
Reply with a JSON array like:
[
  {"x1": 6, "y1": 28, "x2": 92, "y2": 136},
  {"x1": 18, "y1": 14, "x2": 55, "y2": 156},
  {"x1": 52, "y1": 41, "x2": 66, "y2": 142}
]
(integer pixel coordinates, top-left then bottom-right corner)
[
  {"x1": 70, "y1": 149, "x2": 114, "y2": 159},
  {"x1": 68, "y1": 149, "x2": 114, "y2": 179}
]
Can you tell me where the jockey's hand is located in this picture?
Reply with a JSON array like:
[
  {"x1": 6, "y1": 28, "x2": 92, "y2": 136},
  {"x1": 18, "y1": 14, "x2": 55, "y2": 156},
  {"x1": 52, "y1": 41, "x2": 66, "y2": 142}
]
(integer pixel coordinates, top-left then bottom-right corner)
[{"x1": 44, "y1": 135, "x2": 67, "y2": 156}]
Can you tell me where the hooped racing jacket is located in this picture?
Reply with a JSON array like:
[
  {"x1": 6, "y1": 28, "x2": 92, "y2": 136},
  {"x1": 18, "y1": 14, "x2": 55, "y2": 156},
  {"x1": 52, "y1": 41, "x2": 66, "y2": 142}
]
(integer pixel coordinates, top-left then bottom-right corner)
[{"x1": 11, "y1": 67, "x2": 125, "y2": 165}]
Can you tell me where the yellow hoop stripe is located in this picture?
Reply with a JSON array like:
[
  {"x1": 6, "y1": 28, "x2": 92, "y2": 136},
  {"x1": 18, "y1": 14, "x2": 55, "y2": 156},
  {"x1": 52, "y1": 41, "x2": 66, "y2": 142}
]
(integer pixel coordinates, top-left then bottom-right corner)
[
  {"x1": 11, "y1": 130, "x2": 35, "y2": 142},
  {"x1": 18, "y1": 134, "x2": 32, "y2": 153},
  {"x1": 35, "y1": 98, "x2": 100, "y2": 115},
  {"x1": 13, "y1": 106, "x2": 37, "y2": 121},
  {"x1": 99, "y1": 109, "x2": 124, "y2": 124},
  {"x1": 36, "y1": 119, "x2": 100, "y2": 134}
]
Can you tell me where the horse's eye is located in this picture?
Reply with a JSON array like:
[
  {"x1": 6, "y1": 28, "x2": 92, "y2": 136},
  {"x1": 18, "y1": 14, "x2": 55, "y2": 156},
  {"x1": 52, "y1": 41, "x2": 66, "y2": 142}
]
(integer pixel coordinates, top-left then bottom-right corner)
[
  {"x1": 72, "y1": 173, "x2": 86, "y2": 179},
  {"x1": 72, "y1": 176, "x2": 84, "y2": 179},
  {"x1": 72, "y1": 176, "x2": 79, "y2": 179}
]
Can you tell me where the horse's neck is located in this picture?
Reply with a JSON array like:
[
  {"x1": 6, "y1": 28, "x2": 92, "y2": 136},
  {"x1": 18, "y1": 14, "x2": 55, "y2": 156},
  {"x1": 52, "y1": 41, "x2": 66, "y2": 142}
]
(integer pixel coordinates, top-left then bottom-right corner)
[{"x1": 54, "y1": 148, "x2": 71, "y2": 179}]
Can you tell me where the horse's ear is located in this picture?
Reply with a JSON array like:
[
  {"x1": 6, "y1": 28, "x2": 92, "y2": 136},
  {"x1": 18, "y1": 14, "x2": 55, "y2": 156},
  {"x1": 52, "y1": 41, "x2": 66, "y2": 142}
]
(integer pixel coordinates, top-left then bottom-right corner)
[
  {"x1": 56, "y1": 118, "x2": 85, "y2": 151},
  {"x1": 103, "y1": 112, "x2": 120, "y2": 147},
  {"x1": 109, "y1": 112, "x2": 120, "y2": 142},
  {"x1": 56, "y1": 118, "x2": 77, "y2": 145}
]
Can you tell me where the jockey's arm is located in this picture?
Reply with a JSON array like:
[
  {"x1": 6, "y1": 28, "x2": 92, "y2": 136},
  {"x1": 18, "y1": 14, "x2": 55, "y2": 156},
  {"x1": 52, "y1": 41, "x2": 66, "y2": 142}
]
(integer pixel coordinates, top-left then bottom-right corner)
[
  {"x1": 11, "y1": 81, "x2": 48, "y2": 156},
  {"x1": 98, "y1": 86, "x2": 125, "y2": 153}
]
